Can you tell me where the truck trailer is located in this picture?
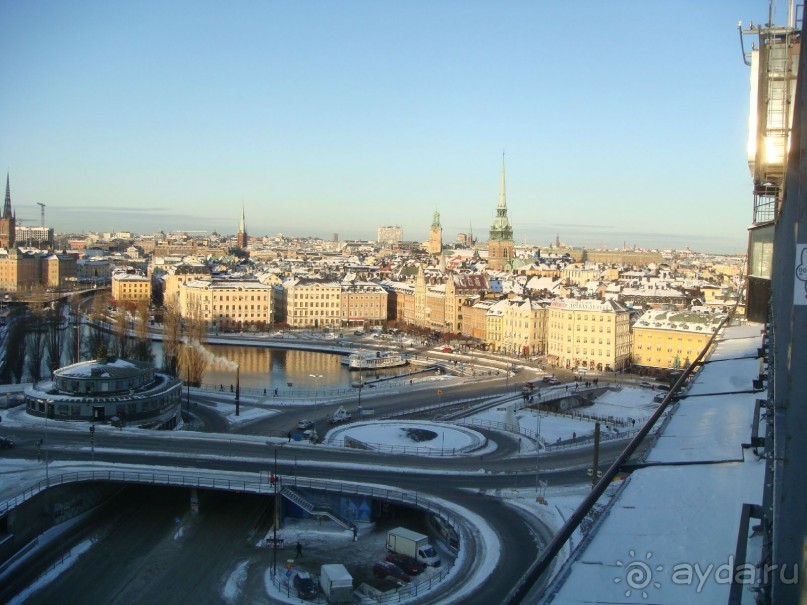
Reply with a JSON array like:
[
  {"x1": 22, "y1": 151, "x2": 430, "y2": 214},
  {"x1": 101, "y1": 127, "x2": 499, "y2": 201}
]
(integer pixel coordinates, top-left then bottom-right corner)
[
  {"x1": 320, "y1": 563, "x2": 353, "y2": 604},
  {"x1": 385, "y1": 527, "x2": 441, "y2": 567}
]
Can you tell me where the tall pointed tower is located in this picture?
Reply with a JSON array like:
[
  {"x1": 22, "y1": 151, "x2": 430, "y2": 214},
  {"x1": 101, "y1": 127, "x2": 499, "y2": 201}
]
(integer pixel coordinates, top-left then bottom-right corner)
[
  {"x1": 0, "y1": 174, "x2": 17, "y2": 249},
  {"x1": 236, "y1": 203, "x2": 247, "y2": 248},
  {"x1": 428, "y1": 210, "x2": 443, "y2": 255},
  {"x1": 488, "y1": 154, "x2": 514, "y2": 271}
]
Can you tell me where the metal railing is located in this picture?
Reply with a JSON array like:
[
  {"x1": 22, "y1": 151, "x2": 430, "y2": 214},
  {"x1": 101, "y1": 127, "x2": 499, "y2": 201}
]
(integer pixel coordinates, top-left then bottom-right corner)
[{"x1": 336, "y1": 435, "x2": 484, "y2": 457}]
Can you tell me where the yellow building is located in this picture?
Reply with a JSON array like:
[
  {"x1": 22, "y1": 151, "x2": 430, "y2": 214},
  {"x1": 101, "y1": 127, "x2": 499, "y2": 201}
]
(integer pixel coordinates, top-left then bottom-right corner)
[
  {"x1": 180, "y1": 278, "x2": 272, "y2": 331},
  {"x1": 0, "y1": 249, "x2": 77, "y2": 292},
  {"x1": 485, "y1": 299, "x2": 507, "y2": 351},
  {"x1": 562, "y1": 264, "x2": 600, "y2": 286},
  {"x1": 111, "y1": 272, "x2": 152, "y2": 304},
  {"x1": 427, "y1": 211, "x2": 443, "y2": 255},
  {"x1": 0, "y1": 249, "x2": 39, "y2": 291},
  {"x1": 546, "y1": 299, "x2": 631, "y2": 371},
  {"x1": 45, "y1": 253, "x2": 77, "y2": 289},
  {"x1": 500, "y1": 297, "x2": 548, "y2": 357},
  {"x1": 340, "y1": 281, "x2": 388, "y2": 328},
  {"x1": 463, "y1": 298, "x2": 494, "y2": 341},
  {"x1": 161, "y1": 263, "x2": 210, "y2": 306},
  {"x1": 632, "y1": 309, "x2": 725, "y2": 370},
  {"x1": 284, "y1": 279, "x2": 342, "y2": 328}
]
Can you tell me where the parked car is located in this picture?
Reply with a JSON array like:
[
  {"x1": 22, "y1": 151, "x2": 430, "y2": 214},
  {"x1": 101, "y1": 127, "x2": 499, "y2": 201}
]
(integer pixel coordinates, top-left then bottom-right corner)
[
  {"x1": 372, "y1": 561, "x2": 411, "y2": 583},
  {"x1": 385, "y1": 552, "x2": 426, "y2": 575},
  {"x1": 441, "y1": 346, "x2": 453, "y2": 353},
  {"x1": 0, "y1": 436, "x2": 14, "y2": 449},
  {"x1": 293, "y1": 571, "x2": 318, "y2": 600},
  {"x1": 297, "y1": 419, "x2": 315, "y2": 430}
]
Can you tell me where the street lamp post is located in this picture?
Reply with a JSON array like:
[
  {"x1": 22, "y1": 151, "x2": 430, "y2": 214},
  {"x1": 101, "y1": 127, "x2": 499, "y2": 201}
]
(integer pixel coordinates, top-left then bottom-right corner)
[
  {"x1": 44, "y1": 401, "x2": 52, "y2": 486},
  {"x1": 309, "y1": 374, "x2": 323, "y2": 405},
  {"x1": 536, "y1": 406, "x2": 542, "y2": 494},
  {"x1": 272, "y1": 447, "x2": 278, "y2": 576},
  {"x1": 235, "y1": 363, "x2": 240, "y2": 416}
]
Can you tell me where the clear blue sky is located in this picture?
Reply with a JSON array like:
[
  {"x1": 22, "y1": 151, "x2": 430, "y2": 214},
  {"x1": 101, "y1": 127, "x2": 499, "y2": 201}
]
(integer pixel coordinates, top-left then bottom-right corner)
[{"x1": 0, "y1": 1, "x2": 777, "y2": 252}]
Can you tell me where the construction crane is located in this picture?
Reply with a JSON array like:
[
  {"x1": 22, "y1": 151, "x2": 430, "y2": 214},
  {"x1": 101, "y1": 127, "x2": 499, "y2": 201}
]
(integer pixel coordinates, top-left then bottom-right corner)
[{"x1": 37, "y1": 202, "x2": 46, "y2": 227}]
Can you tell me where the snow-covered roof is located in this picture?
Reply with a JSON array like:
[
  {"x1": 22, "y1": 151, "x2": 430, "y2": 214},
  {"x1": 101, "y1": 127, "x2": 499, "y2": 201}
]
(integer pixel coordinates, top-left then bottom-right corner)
[{"x1": 546, "y1": 322, "x2": 766, "y2": 603}]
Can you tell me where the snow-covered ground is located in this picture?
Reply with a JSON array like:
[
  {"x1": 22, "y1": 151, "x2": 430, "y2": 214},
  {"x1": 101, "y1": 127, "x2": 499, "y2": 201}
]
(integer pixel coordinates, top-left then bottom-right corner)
[{"x1": 467, "y1": 386, "x2": 660, "y2": 450}]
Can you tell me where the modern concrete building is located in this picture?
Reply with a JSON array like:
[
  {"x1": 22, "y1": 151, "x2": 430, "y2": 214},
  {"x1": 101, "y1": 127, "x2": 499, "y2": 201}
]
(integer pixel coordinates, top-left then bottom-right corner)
[
  {"x1": 377, "y1": 225, "x2": 403, "y2": 245},
  {"x1": 24, "y1": 357, "x2": 182, "y2": 429}
]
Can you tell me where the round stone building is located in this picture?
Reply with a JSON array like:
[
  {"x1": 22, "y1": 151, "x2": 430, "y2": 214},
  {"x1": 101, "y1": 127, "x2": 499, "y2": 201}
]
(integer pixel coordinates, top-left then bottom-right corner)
[{"x1": 25, "y1": 357, "x2": 183, "y2": 429}]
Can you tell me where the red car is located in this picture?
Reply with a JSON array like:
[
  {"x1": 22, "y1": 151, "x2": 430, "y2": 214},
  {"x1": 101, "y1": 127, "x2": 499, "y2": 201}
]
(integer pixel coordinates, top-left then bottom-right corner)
[
  {"x1": 373, "y1": 561, "x2": 411, "y2": 583},
  {"x1": 442, "y1": 346, "x2": 453, "y2": 353},
  {"x1": 385, "y1": 552, "x2": 426, "y2": 575}
]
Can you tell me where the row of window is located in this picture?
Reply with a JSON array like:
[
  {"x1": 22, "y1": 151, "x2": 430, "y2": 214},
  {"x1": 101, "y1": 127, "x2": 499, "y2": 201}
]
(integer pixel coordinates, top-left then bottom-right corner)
[{"x1": 28, "y1": 391, "x2": 179, "y2": 417}]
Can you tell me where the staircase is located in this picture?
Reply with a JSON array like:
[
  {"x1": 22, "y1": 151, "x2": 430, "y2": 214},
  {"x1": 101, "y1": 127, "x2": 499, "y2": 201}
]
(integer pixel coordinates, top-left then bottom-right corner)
[{"x1": 280, "y1": 486, "x2": 356, "y2": 532}]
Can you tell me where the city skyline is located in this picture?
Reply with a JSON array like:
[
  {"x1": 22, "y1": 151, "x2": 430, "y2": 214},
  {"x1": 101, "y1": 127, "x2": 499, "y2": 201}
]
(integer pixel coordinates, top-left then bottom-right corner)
[{"x1": 0, "y1": 1, "x2": 769, "y2": 253}]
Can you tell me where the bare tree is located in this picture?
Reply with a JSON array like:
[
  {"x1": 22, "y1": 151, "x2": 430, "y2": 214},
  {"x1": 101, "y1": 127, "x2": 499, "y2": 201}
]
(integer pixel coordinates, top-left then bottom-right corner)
[
  {"x1": 45, "y1": 301, "x2": 65, "y2": 376},
  {"x1": 178, "y1": 297, "x2": 207, "y2": 386},
  {"x1": 162, "y1": 297, "x2": 182, "y2": 376},
  {"x1": 113, "y1": 304, "x2": 131, "y2": 359},
  {"x1": 0, "y1": 308, "x2": 28, "y2": 383},
  {"x1": 65, "y1": 297, "x2": 82, "y2": 364},
  {"x1": 86, "y1": 293, "x2": 110, "y2": 360},
  {"x1": 131, "y1": 300, "x2": 153, "y2": 363}
]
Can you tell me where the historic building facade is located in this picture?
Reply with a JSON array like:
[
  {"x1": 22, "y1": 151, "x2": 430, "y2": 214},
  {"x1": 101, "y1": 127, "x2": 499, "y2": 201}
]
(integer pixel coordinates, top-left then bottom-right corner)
[
  {"x1": 180, "y1": 278, "x2": 273, "y2": 331},
  {"x1": 632, "y1": 308, "x2": 725, "y2": 370},
  {"x1": 0, "y1": 175, "x2": 16, "y2": 250},
  {"x1": 236, "y1": 205, "x2": 248, "y2": 249},
  {"x1": 545, "y1": 298, "x2": 632, "y2": 371},
  {"x1": 340, "y1": 281, "x2": 388, "y2": 327},
  {"x1": 428, "y1": 211, "x2": 443, "y2": 255},
  {"x1": 283, "y1": 278, "x2": 342, "y2": 328},
  {"x1": 111, "y1": 271, "x2": 152, "y2": 304}
]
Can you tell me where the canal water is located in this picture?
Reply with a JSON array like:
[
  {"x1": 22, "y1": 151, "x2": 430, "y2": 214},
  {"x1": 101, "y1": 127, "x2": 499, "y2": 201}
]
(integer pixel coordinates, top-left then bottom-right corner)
[{"x1": 150, "y1": 342, "x2": 407, "y2": 393}]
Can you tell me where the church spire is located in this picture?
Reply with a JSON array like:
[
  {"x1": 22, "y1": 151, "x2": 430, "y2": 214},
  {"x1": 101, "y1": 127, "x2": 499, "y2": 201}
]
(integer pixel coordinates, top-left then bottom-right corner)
[
  {"x1": 3, "y1": 173, "x2": 11, "y2": 219},
  {"x1": 236, "y1": 202, "x2": 248, "y2": 249},
  {"x1": 498, "y1": 151, "x2": 507, "y2": 210},
  {"x1": 490, "y1": 153, "x2": 513, "y2": 240}
]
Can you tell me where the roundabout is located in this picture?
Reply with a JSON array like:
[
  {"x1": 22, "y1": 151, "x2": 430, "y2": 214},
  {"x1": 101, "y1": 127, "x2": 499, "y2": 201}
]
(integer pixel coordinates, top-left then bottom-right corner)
[{"x1": 324, "y1": 420, "x2": 488, "y2": 456}]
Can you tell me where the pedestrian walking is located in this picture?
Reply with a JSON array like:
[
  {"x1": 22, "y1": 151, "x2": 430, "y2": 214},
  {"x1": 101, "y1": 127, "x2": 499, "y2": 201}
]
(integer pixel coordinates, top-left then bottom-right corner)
[
  {"x1": 274, "y1": 388, "x2": 278, "y2": 397},
  {"x1": 296, "y1": 542, "x2": 303, "y2": 558},
  {"x1": 573, "y1": 431, "x2": 577, "y2": 441},
  {"x1": 287, "y1": 431, "x2": 292, "y2": 442},
  {"x1": 353, "y1": 527, "x2": 358, "y2": 542}
]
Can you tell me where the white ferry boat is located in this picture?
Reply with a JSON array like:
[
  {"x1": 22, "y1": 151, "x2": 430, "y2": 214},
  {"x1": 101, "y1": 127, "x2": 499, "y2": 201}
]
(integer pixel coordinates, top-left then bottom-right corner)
[{"x1": 344, "y1": 350, "x2": 407, "y2": 371}]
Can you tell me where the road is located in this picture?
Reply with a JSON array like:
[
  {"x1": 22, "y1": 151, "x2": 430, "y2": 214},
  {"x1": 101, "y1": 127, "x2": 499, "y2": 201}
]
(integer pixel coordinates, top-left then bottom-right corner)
[{"x1": 0, "y1": 348, "x2": 646, "y2": 604}]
